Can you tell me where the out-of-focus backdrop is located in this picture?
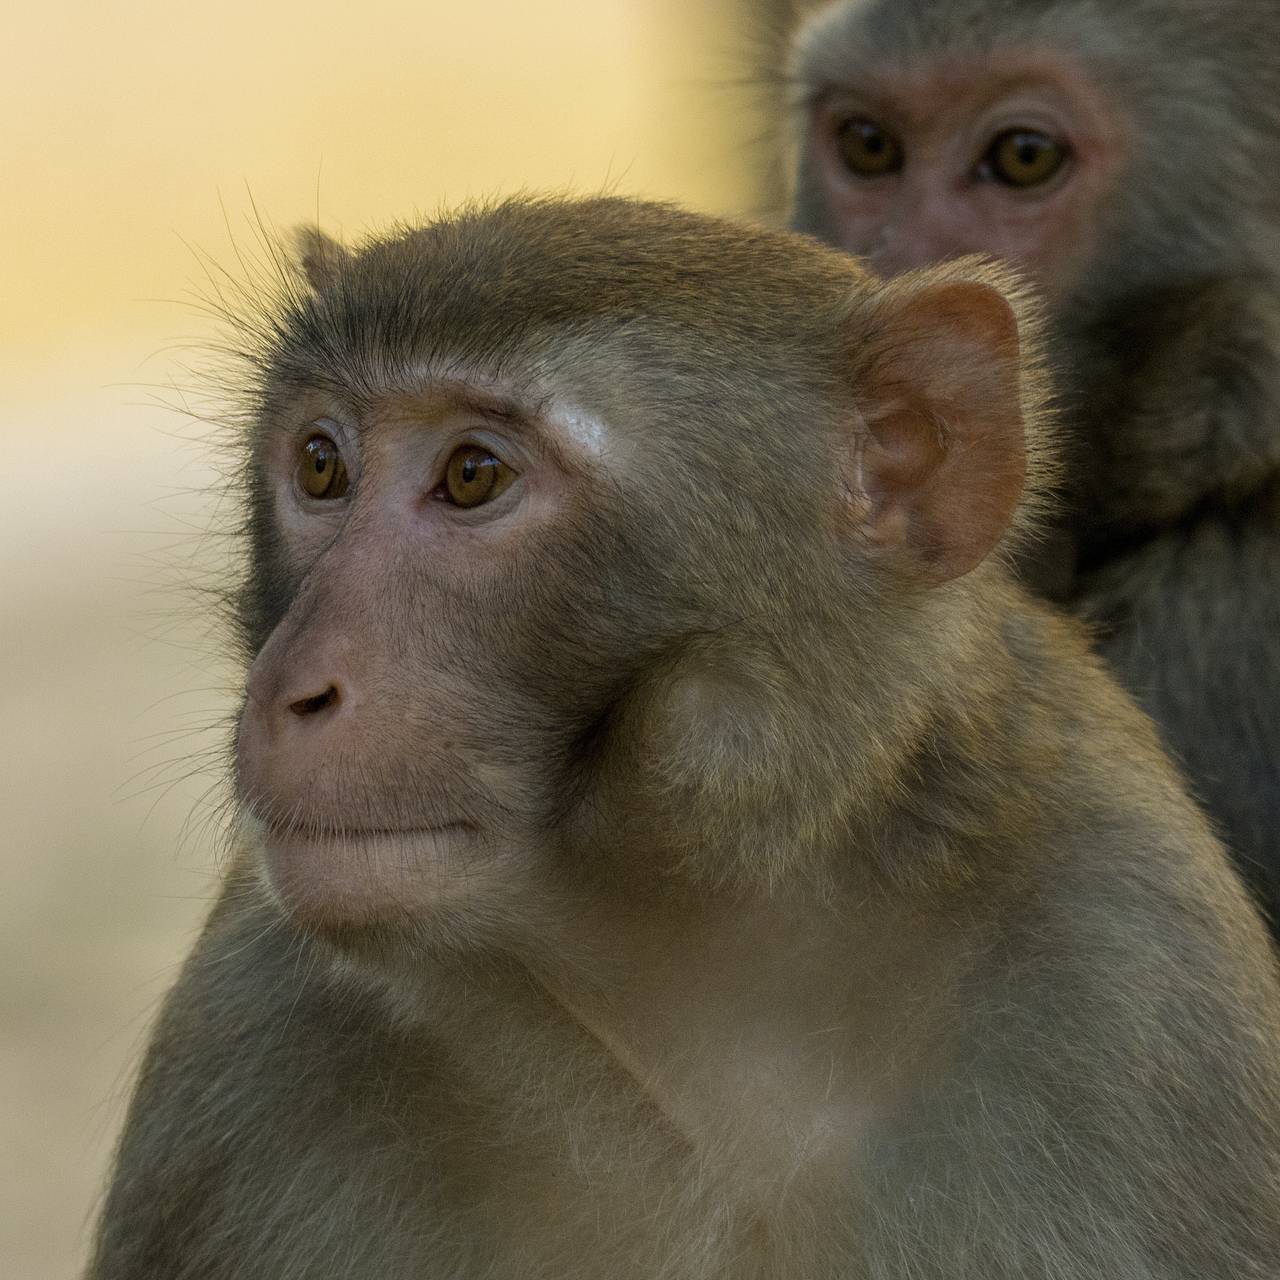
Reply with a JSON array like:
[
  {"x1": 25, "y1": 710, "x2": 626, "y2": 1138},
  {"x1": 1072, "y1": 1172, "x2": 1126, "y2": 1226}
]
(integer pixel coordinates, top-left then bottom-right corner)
[{"x1": 0, "y1": 3, "x2": 769, "y2": 1272}]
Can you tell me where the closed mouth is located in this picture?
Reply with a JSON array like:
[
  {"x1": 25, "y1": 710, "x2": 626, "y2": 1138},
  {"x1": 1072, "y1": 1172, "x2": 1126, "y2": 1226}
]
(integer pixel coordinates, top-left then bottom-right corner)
[{"x1": 263, "y1": 821, "x2": 475, "y2": 843}]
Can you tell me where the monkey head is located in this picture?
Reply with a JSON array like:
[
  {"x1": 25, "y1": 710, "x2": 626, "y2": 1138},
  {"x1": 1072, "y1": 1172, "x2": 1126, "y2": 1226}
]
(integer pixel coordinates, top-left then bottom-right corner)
[
  {"x1": 232, "y1": 199, "x2": 1049, "y2": 962},
  {"x1": 788, "y1": 0, "x2": 1280, "y2": 310}
]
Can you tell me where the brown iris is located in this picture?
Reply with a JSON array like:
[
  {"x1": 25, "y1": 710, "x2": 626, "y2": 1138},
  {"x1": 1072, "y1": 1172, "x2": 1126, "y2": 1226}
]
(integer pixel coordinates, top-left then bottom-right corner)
[
  {"x1": 442, "y1": 446, "x2": 516, "y2": 509},
  {"x1": 298, "y1": 433, "x2": 349, "y2": 500},
  {"x1": 985, "y1": 129, "x2": 1068, "y2": 188},
  {"x1": 836, "y1": 117, "x2": 904, "y2": 178}
]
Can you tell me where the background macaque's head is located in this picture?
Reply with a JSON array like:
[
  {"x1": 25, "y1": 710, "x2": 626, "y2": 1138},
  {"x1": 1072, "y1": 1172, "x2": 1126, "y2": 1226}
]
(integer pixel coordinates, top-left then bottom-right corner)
[
  {"x1": 788, "y1": 0, "x2": 1280, "y2": 309},
  {"x1": 231, "y1": 199, "x2": 1048, "y2": 956}
]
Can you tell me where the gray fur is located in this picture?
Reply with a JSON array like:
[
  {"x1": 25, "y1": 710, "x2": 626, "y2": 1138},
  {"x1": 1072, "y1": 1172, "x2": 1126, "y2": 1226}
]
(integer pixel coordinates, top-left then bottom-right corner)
[{"x1": 786, "y1": 0, "x2": 1280, "y2": 928}]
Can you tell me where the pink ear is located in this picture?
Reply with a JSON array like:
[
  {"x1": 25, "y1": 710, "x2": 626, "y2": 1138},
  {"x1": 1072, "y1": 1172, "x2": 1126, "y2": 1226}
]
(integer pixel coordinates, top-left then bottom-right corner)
[
  {"x1": 292, "y1": 226, "x2": 348, "y2": 292},
  {"x1": 854, "y1": 279, "x2": 1026, "y2": 585}
]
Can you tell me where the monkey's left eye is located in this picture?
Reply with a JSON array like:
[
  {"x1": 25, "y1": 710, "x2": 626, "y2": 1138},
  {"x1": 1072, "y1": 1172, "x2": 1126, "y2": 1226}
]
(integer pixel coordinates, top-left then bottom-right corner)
[
  {"x1": 835, "y1": 117, "x2": 904, "y2": 178},
  {"x1": 297, "y1": 433, "x2": 350, "y2": 500},
  {"x1": 439, "y1": 446, "x2": 517, "y2": 509},
  {"x1": 982, "y1": 129, "x2": 1068, "y2": 188}
]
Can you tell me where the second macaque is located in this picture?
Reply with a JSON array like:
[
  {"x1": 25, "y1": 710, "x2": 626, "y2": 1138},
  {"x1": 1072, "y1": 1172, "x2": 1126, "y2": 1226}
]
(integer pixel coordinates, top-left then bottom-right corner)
[{"x1": 786, "y1": 0, "x2": 1280, "y2": 928}]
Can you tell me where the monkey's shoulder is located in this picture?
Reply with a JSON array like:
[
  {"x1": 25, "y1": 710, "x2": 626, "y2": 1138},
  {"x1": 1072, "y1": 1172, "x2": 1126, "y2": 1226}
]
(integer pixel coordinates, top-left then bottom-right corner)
[{"x1": 89, "y1": 886, "x2": 452, "y2": 1279}]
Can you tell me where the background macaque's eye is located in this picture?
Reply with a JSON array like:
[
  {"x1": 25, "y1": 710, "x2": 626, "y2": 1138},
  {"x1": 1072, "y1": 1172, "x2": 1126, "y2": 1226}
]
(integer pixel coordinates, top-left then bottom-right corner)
[
  {"x1": 297, "y1": 433, "x2": 350, "y2": 500},
  {"x1": 441, "y1": 446, "x2": 517, "y2": 509},
  {"x1": 983, "y1": 129, "x2": 1068, "y2": 188},
  {"x1": 836, "y1": 117, "x2": 904, "y2": 177}
]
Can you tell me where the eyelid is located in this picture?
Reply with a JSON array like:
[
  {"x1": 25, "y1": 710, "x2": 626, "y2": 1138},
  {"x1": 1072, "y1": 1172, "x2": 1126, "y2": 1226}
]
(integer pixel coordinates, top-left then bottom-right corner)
[
  {"x1": 985, "y1": 125, "x2": 1067, "y2": 151},
  {"x1": 974, "y1": 105, "x2": 1071, "y2": 151},
  {"x1": 817, "y1": 89, "x2": 901, "y2": 124},
  {"x1": 296, "y1": 415, "x2": 358, "y2": 459},
  {"x1": 430, "y1": 424, "x2": 525, "y2": 480}
]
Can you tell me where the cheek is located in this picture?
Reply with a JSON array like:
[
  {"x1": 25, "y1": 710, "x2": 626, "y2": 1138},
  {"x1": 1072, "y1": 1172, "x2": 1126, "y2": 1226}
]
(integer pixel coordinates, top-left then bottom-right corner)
[
  {"x1": 808, "y1": 169, "x2": 893, "y2": 257},
  {"x1": 833, "y1": 204, "x2": 900, "y2": 260},
  {"x1": 965, "y1": 160, "x2": 1101, "y2": 280},
  {"x1": 970, "y1": 204, "x2": 1089, "y2": 294},
  {"x1": 1026, "y1": 196, "x2": 1099, "y2": 295},
  {"x1": 972, "y1": 215, "x2": 1061, "y2": 279},
  {"x1": 274, "y1": 482, "x2": 346, "y2": 577}
]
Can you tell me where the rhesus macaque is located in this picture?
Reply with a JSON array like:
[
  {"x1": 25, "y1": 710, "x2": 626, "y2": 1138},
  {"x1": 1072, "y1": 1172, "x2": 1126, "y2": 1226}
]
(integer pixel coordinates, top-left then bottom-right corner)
[
  {"x1": 89, "y1": 198, "x2": 1280, "y2": 1279},
  {"x1": 784, "y1": 0, "x2": 1280, "y2": 930}
]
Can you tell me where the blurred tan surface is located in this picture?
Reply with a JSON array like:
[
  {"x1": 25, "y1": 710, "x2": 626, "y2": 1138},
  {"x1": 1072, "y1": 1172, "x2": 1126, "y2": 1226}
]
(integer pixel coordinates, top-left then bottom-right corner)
[{"x1": 0, "y1": 3, "x2": 762, "y2": 1274}]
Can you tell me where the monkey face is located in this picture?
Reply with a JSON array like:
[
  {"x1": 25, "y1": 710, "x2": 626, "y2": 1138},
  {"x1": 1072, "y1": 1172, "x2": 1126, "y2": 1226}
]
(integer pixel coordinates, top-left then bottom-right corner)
[
  {"x1": 793, "y1": 39, "x2": 1125, "y2": 294},
  {"x1": 232, "y1": 361, "x2": 820, "y2": 944},
  {"x1": 235, "y1": 377, "x2": 630, "y2": 943}
]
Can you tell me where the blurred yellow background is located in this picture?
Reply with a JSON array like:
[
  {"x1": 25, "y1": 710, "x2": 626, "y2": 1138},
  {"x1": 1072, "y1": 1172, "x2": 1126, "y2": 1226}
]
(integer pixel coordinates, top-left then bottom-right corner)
[{"x1": 0, "y1": 3, "x2": 766, "y2": 1273}]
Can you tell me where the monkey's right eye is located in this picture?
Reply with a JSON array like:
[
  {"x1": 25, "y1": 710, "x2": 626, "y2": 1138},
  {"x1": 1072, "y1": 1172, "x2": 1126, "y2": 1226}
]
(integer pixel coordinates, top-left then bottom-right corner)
[
  {"x1": 835, "y1": 118, "x2": 903, "y2": 178},
  {"x1": 297, "y1": 434, "x2": 349, "y2": 500},
  {"x1": 982, "y1": 129, "x2": 1069, "y2": 189},
  {"x1": 439, "y1": 445, "x2": 517, "y2": 509}
]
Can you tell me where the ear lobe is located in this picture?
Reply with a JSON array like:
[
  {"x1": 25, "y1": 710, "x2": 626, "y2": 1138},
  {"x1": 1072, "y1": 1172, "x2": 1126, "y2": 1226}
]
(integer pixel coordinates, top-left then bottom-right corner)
[
  {"x1": 291, "y1": 225, "x2": 349, "y2": 292},
  {"x1": 852, "y1": 278, "x2": 1026, "y2": 585}
]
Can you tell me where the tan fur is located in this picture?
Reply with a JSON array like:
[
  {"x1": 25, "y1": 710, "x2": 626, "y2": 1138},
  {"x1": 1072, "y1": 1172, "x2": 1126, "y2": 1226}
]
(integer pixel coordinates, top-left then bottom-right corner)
[{"x1": 88, "y1": 198, "x2": 1280, "y2": 1279}]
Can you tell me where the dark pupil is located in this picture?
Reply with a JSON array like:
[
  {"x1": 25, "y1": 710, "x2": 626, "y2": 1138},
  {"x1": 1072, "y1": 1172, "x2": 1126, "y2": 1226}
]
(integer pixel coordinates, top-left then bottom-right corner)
[
  {"x1": 859, "y1": 125, "x2": 885, "y2": 153},
  {"x1": 462, "y1": 456, "x2": 479, "y2": 483},
  {"x1": 1017, "y1": 138, "x2": 1043, "y2": 166},
  {"x1": 312, "y1": 449, "x2": 329, "y2": 474}
]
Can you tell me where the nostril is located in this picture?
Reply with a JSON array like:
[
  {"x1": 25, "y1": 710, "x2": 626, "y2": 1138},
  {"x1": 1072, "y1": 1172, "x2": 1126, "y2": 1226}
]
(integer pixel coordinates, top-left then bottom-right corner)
[{"x1": 289, "y1": 685, "x2": 340, "y2": 717}]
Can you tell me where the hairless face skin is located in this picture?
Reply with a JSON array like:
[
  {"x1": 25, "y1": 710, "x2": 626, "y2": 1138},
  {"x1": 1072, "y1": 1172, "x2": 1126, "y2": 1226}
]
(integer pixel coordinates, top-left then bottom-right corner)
[{"x1": 805, "y1": 48, "x2": 1124, "y2": 289}]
